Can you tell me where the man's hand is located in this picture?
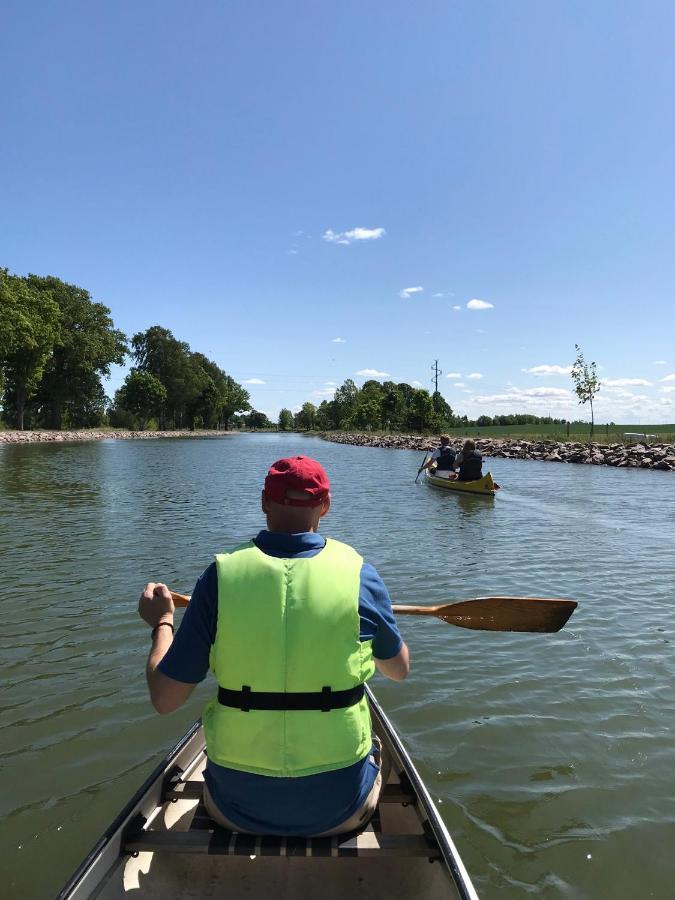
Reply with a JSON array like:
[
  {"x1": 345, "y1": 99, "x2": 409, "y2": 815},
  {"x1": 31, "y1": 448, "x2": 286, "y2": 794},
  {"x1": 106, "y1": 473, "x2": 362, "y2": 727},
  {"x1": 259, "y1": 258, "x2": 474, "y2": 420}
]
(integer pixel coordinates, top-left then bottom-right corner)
[{"x1": 139, "y1": 582, "x2": 175, "y2": 629}]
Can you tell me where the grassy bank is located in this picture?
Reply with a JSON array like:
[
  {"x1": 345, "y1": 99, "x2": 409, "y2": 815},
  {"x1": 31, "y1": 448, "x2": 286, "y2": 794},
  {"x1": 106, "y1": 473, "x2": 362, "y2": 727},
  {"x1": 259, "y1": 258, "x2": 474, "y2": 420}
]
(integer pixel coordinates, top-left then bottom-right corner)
[{"x1": 434, "y1": 423, "x2": 675, "y2": 444}]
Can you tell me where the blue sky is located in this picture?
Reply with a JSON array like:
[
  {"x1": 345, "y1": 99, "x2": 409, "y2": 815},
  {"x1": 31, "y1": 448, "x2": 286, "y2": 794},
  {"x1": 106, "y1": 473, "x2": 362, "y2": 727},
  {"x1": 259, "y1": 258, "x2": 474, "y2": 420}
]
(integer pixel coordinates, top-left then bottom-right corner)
[{"x1": 2, "y1": 1, "x2": 674, "y2": 423}]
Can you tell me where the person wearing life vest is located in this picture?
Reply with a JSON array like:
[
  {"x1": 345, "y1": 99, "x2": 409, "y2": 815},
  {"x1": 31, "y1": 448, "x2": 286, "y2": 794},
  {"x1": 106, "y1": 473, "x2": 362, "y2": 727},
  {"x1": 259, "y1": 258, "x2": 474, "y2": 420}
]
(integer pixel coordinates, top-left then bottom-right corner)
[
  {"x1": 420, "y1": 434, "x2": 456, "y2": 478},
  {"x1": 138, "y1": 456, "x2": 409, "y2": 836},
  {"x1": 454, "y1": 439, "x2": 483, "y2": 481}
]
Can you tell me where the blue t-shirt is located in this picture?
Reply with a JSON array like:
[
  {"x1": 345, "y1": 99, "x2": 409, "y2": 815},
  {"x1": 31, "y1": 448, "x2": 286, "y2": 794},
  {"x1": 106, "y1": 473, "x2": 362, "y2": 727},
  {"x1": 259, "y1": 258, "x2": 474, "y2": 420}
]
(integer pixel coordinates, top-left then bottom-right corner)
[{"x1": 158, "y1": 530, "x2": 403, "y2": 834}]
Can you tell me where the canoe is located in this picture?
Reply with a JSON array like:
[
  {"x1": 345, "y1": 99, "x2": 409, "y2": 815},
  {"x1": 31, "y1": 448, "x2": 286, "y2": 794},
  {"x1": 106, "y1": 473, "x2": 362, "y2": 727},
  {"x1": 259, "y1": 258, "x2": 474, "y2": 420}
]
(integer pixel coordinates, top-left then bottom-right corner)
[
  {"x1": 425, "y1": 470, "x2": 496, "y2": 496},
  {"x1": 57, "y1": 686, "x2": 478, "y2": 900}
]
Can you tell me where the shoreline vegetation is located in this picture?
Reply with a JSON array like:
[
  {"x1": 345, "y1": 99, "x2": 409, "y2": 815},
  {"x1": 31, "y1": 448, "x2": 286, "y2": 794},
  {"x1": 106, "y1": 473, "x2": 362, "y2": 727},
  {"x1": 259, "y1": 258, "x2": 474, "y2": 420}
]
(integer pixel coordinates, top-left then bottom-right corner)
[
  {"x1": 2, "y1": 428, "x2": 674, "y2": 471},
  {"x1": 318, "y1": 432, "x2": 675, "y2": 472},
  {"x1": 0, "y1": 429, "x2": 235, "y2": 444}
]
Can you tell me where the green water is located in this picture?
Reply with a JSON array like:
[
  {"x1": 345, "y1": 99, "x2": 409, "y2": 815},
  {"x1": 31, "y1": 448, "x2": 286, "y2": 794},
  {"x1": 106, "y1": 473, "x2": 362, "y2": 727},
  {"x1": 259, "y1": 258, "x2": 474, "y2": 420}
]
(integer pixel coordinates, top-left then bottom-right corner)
[{"x1": 1, "y1": 434, "x2": 674, "y2": 899}]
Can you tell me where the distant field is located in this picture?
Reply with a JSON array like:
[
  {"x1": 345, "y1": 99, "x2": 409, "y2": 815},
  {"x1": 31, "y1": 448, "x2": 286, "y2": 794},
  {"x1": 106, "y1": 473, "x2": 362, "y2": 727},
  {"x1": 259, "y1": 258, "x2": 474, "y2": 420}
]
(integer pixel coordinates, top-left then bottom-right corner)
[{"x1": 442, "y1": 423, "x2": 675, "y2": 443}]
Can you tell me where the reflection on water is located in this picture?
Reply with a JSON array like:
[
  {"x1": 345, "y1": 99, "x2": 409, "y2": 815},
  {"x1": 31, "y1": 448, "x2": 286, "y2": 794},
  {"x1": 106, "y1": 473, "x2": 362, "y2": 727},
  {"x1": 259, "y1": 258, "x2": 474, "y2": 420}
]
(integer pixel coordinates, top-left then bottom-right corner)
[{"x1": 1, "y1": 434, "x2": 674, "y2": 899}]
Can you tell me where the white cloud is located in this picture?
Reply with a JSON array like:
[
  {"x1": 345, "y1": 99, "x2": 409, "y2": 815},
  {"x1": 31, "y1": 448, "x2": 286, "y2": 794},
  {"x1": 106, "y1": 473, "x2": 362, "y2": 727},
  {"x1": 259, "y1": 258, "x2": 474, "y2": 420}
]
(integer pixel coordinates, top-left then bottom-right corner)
[
  {"x1": 654, "y1": 360, "x2": 667, "y2": 365},
  {"x1": 324, "y1": 381, "x2": 336, "y2": 386},
  {"x1": 453, "y1": 382, "x2": 465, "y2": 388},
  {"x1": 452, "y1": 305, "x2": 461, "y2": 311},
  {"x1": 311, "y1": 388, "x2": 336, "y2": 398},
  {"x1": 412, "y1": 380, "x2": 423, "y2": 387},
  {"x1": 243, "y1": 378, "x2": 266, "y2": 384},
  {"x1": 522, "y1": 364, "x2": 572, "y2": 376},
  {"x1": 433, "y1": 292, "x2": 444, "y2": 298},
  {"x1": 660, "y1": 374, "x2": 675, "y2": 382},
  {"x1": 356, "y1": 368, "x2": 390, "y2": 378},
  {"x1": 287, "y1": 249, "x2": 298, "y2": 255},
  {"x1": 467, "y1": 372, "x2": 483, "y2": 380},
  {"x1": 323, "y1": 226, "x2": 385, "y2": 245},
  {"x1": 475, "y1": 328, "x2": 486, "y2": 334},
  {"x1": 602, "y1": 378, "x2": 652, "y2": 387},
  {"x1": 445, "y1": 372, "x2": 462, "y2": 379},
  {"x1": 399, "y1": 286, "x2": 424, "y2": 299},
  {"x1": 331, "y1": 337, "x2": 346, "y2": 343},
  {"x1": 661, "y1": 386, "x2": 675, "y2": 394},
  {"x1": 467, "y1": 298, "x2": 494, "y2": 310}
]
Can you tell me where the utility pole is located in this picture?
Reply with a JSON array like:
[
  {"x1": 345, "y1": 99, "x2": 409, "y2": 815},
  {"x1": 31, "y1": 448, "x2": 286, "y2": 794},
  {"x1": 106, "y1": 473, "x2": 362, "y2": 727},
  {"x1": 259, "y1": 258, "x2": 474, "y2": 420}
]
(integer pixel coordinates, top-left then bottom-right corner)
[{"x1": 431, "y1": 359, "x2": 442, "y2": 394}]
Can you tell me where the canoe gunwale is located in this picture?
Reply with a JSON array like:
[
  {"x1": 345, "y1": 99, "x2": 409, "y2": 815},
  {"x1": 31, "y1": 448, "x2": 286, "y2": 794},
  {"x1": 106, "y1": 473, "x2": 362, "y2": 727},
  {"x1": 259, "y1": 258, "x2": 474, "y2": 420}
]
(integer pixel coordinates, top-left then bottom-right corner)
[
  {"x1": 55, "y1": 720, "x2": 203, "y2": 900},
  {"x1": 365, "y1": 687, "x2": 478, "y2": 900}
]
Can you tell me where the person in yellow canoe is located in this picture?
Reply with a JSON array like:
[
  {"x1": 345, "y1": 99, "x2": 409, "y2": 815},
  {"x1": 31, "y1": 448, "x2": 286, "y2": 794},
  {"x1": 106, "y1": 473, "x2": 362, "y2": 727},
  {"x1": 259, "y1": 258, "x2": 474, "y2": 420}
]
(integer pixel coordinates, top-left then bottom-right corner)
[
  {"x1": 419, "y1": 434, "x2": 457, "y2": 478},
  {"x1": 138, "y1": 455, "x2": 409, "y2": 837},
  {"x1": 452, "y1": 439, "x2": 484, "y2": 481}
]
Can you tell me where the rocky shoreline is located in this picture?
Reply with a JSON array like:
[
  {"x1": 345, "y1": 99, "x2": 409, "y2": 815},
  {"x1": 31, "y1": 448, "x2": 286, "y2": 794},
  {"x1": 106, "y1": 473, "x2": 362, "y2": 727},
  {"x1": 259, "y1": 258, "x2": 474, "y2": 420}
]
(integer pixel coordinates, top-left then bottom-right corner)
[
  {"x1": 0, "y1": 429, "x2": 235, "y2": 444},
  {"x1": 319, "y1": 432, "x2": 675, "y2": 472}
]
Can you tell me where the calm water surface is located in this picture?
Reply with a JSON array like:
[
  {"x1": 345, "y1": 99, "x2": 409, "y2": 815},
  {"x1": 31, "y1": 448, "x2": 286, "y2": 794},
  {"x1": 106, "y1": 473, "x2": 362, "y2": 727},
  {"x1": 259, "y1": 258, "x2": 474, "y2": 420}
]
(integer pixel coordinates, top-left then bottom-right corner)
[{"x1": 1, "y1": 434, "x2": 674, "y2": 899}]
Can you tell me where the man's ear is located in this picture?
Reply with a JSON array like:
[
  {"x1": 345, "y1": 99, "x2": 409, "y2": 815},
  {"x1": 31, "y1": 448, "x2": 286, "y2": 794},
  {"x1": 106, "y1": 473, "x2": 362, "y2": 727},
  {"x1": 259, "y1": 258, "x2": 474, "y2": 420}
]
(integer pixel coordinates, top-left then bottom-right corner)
[
  {"x1": 319, "y1": 495, "x2": 331, "y2": 519},
  {"x1": 261, "y1": 489, "x2": 268, "y2": 514}
]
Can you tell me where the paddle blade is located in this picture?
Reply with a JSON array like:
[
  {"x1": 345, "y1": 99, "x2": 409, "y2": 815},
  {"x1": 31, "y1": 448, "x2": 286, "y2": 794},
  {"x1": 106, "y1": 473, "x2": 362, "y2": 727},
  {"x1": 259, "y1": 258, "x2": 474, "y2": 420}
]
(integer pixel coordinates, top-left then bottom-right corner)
[
  {"x1": 433, "y1": 597, "x2": 577, "y2": 633},
  {"x1": 170, "y1": 591, "x2": 190, "y2": 608}
]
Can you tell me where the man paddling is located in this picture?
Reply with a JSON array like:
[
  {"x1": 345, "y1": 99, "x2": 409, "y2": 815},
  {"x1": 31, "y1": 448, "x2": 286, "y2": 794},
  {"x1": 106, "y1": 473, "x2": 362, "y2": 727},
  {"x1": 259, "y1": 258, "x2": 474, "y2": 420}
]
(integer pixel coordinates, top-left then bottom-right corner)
[
  {"x1": 420, "y1": 434, "x2": 456, "y2": 478},
  {"x1": 138, "y1": 455, "x2": 409, "y2": 836}
]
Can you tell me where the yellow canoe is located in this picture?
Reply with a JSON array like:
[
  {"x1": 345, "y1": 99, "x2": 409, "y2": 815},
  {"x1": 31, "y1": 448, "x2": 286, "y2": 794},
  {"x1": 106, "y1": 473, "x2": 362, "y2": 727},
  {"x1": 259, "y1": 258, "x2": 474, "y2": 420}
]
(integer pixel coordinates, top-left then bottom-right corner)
[{"x1": 426, "y1": 471, "x2": 496, "y2": 496}]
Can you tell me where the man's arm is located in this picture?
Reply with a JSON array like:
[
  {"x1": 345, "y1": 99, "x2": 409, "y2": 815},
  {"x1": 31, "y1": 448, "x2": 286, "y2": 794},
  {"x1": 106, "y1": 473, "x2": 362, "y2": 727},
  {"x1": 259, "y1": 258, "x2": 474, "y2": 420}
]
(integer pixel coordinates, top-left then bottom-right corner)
[
  {"x1": 139, "y1": 582, "x2": 197, "y2": 715},
  {"x1": 375, "y1": 642, "x2": 410, "y2": 681},
  {"x1": 421, "y1": 449, "x2": 439, "y2": 471}
]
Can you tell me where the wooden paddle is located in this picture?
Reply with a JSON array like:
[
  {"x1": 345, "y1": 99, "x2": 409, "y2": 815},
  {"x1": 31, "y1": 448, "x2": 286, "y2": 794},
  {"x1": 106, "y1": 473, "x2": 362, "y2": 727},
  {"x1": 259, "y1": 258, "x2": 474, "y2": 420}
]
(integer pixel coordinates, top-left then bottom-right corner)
[
  {"x1": 415, "y1": 452, "x2": 430, "y2": 483},
  {"x1": 169, "y1": 591, "x2": 576, "y2": 633}
]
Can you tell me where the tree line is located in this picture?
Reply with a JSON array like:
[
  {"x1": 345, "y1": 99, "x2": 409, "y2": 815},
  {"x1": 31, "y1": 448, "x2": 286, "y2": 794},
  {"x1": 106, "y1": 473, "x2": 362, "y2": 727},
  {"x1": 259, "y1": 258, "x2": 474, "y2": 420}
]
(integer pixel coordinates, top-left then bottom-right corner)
[
  {"x1": 0, "y1": 269, "x2": 252, "y2": 431},
  {"x1": 277, "y1": 379, "x2": 569, "y2": 433}
]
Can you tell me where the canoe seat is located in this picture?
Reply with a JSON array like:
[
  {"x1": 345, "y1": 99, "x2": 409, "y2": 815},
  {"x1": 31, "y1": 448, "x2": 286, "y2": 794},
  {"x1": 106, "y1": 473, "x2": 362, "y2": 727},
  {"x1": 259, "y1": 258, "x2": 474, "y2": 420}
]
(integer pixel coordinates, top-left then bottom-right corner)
[{"x1": 125, "y1": 784, "x2": 435, "y2": 859}]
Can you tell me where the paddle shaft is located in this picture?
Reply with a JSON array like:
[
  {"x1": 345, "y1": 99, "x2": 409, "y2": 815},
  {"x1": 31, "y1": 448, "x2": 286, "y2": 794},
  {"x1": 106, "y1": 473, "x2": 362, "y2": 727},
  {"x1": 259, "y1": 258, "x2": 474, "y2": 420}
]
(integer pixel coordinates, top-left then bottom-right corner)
[
  {"x1": 169, "y1": 591, "x2": 576, "y2": 633},
  {"x1": 415, "y1": 452, "x2": 430, "y2": 483}
]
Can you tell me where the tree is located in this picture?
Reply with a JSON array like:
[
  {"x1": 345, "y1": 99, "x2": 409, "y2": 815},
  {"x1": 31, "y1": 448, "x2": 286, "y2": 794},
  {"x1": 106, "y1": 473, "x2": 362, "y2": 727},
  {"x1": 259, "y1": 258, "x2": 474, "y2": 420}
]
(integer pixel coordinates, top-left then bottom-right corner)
[
  {"x1": 333, "y1": 379, "x2": 359, "y2": 427},
  {"x1": 295, "y1": 401, "x2": 318, "y2": 431},
  {"x1": 247, "y1": 410, "x2": 272, "y2": 429},
  {"x1": 0, "y1": 270, "x2": 60, "y2": 429},
  {"x1": 278, "y1": 408, "x2": 294, "y2": 431},
  {"x1": 405, "y1": 388, "x2": 437, "y2": 432},
  {"x1": 113, "y1": 370, "x2": 167, "y2": 430},
  {"x1": 131, "y1": 326, "x2": 204, "y2": 428},
  {"x1": 431, "y1": 391, "x2": 454, "y2": 428},
  {"x1": 571, "y1": 344, "x2": 601, "y2": 436},
  {"x1": 26, "y1": 275, "x2": 127, "y2": 429}
]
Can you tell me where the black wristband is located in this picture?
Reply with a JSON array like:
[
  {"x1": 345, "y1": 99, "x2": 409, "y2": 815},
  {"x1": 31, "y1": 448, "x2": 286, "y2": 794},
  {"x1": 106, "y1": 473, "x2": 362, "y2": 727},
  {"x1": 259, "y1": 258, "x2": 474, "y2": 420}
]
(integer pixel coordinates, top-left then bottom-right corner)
[{"x1": 151, "y1": 621, "x2": 175, "y2": 638}]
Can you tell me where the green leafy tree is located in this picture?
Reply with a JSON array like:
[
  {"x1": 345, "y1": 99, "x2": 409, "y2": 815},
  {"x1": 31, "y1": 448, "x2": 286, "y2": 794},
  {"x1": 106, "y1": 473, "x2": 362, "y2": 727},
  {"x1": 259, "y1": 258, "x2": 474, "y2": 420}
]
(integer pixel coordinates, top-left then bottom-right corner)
[
  {"x1": 185, "y1": 353, "x2": 249, "y2": 429},
  {"x1": 246, "y1": 410, "x2": 272, "y2": 429},
  {"x1": 350, "y1": 381, "x2": 384, "y2": 430},
  {"x1": 333, "y1": 378, "x2": 359, "y2": 427},
  {"x1": 113, "y1": 370, "x2": 167, "y2": 430},
  {"x1": 26, "y1": 275, "x2": 127, "y2": 429},
  {"x1": 131, "y1": 326, "x2": 204, "y2": 428},
  {"x1": 278, "y1": 408, "x2": 294, "y2": 431},
  {"x1": 431, "y1": 391, "x2": 454, "y2": 428},
  {"x1": 0, "y1": 270, "x2": 60, "y2": 429},
  {"x1": 571, "y1": 344, "x2": 601, "y2": 436},
  {"x1": 405, "y1": 388, "x2": 436, "y2": 432},
  {"x1": 295, "y1": 401, "x2": 318, "y2": 430}
]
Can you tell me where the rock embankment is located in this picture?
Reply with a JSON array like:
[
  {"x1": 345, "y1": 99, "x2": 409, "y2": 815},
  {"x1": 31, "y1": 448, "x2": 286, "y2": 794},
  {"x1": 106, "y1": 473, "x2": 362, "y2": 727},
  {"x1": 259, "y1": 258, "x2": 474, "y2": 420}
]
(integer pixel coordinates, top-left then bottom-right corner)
[
  {"x1": 0, "y1": 429, "x2": 234, "y2": 444},
  {"x1": 319, "y1": 433, "x2": 675, "y2": 472}
]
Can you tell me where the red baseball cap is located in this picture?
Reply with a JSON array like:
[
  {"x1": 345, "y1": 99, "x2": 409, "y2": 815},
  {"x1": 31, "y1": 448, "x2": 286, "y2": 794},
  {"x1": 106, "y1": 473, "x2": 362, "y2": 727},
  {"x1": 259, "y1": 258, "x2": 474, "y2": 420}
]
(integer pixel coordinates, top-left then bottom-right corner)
[{"x1": 264, "y1": 456, "x2": 330, "y2": 507}]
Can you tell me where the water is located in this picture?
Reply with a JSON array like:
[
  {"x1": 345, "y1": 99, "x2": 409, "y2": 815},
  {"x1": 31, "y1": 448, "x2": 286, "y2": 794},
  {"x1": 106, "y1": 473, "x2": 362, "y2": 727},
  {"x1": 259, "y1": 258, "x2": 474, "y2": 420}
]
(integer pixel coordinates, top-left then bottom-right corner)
[{"x1": 1, "y1": 434, "x2": 674, "y2": 899}]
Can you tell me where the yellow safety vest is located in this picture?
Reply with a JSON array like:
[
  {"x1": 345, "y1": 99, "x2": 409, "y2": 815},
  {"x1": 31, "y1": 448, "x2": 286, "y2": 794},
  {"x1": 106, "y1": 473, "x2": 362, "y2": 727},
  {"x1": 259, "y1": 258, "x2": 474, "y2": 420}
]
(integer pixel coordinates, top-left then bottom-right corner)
[{"x1": 203, "y1": 538, "x2": 375, "y2": 777}]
